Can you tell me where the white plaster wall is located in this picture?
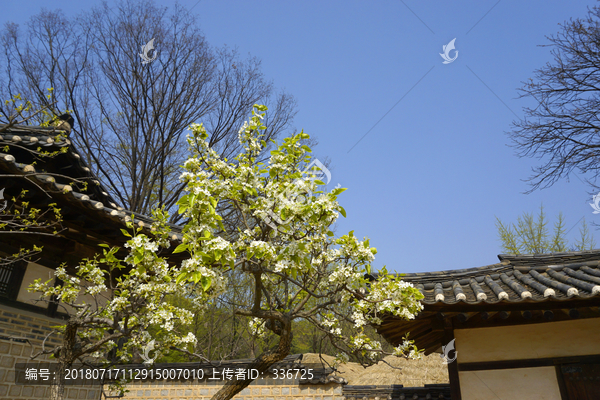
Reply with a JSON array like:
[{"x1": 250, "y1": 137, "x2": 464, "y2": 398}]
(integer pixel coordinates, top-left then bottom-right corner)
[
  {"x1": 16, "y1": 262, "x2": 110, "y2": 313},
  {"x1": 454, "y1": 317, "x2": 600, "y2": 363},
  {"x1": 16, "y1": 262, "x2": 54, "y2": 308},
  {"x1": 459, "y1": 367, "x2": 561, "y2": 400}
]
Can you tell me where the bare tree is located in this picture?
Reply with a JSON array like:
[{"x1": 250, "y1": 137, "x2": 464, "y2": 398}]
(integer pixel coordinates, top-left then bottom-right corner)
[
  {"x1": 508, "y1": 5, "x2": 600, "y2": 192},
  {"x1": 0, "y1": 0, "x2": 297, "y2": 220}
]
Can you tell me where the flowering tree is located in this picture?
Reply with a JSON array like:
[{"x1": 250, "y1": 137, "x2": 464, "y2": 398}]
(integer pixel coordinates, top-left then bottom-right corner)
[
  {"x1": 30, "y1": 105, "x2": 424, "y2": 400},
  {"x1": 29, "y1": 210, "x2": 203, "y2": 400}
]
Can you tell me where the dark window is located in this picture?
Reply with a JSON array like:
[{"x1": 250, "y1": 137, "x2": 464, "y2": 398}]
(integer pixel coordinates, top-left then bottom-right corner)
[{"x1": 0, "y1": 260, "x2": 26, "y2": 300}]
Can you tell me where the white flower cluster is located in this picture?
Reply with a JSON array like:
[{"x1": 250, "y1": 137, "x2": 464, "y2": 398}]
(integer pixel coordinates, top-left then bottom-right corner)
[
  {"x1": 124, "y1": 235, "x2": 159, "y2": 252},
  {"x1": 393, "y1": 337, "x2": 422, "y2": 360},
  {"x1": 350, "y1": 333, "x2": 382, "y2": 361},
  {"x1": 248, "y1": 240, "x2": 276, "y2": 260},
  {"x1": 178, "y1": 332, "x2": 198, "y2": 345},
  {"x1": 248, "y1": 317, "x2": 267, "y2": 338},
  {"x1": 205, "y1": 236, "x2": 232, "y2": 252},
  {"x1": 321, "y1": 315, "x2": 342, "y2": 336},
  {"x1": 351, "y1": 310, "x2": 367, "y2": 328},
  {"x1": 329, "y1": 263, "x2": 362, "y2": 286},
  {"x1": 273, "y1": 261, "x2": 289, "y2": 273},
  {"x1": 180, "y1": 256, "x2": 228, "y2": 296},
  {"x1": 237, "y1": 111, "x2": 264, "y2": 155},
  {"x1": 365, "y1": 277, "x2": 424, "y2": 320}
]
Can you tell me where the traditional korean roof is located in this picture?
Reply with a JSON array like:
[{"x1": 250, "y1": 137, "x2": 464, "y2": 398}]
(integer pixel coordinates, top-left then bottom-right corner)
[
  {"x1": 374, "y1": 250, "x2": 600, "y2": 354},
  {"x1": 399, "y1": 251, "x2": 600, "y2": 305},
  {"x1": 0, "y1": 123, "x2": 182, "y2": 268}
]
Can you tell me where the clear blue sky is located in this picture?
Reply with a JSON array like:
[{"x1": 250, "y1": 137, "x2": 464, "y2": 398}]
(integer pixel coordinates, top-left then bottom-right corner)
[{"x1": 4, "y1": 1, "x2": 598, "y2": 273}]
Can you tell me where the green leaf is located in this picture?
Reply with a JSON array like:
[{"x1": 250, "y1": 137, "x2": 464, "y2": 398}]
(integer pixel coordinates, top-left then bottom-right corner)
[
  {"x1": 314, "y1": 180, "x2": 325, "y2": 185},
  {"x1": 339, "y1": 207, "x2": 347, "y2": 218},
  {"x1": 177, "y1": 194, "x2": 190, "y2": 214},
  {"x1": 176, "y1": 273, "x2": 188, "y2": 284},
  {"x1": 120, "y1": 229, "x2": 132, "y2": 237},
  {"x1": 98, "y1": 243, "x2": 109, "y2": 248},
  {"x1": 201, "y1": 276, "x2": 212, "y2": 291},
  {"x1": 173, "y1": 243, "x2": 188, "y2": 254}
]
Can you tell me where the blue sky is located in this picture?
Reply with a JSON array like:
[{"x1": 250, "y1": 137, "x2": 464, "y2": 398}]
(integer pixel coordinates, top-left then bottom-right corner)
[{"x1": 4, "y1": 1, "x2": 599, "y2": 273}]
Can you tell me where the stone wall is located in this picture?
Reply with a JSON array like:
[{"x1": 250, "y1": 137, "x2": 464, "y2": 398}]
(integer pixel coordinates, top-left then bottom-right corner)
[{"x1": 0, "y1": 304, "x2": 102, "y2": 400}]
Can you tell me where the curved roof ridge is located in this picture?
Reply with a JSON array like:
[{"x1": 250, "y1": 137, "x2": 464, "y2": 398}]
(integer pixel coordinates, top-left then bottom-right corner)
[
  {"x1": 499, "y1": 248, "x2": 600, "y2": 261},
  {"x1": 396, "y1": 261, "x2": 510, "y2": 282}
]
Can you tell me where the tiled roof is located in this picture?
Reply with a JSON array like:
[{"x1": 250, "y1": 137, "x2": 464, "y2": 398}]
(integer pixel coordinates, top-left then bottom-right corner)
[
  {"x1": 0, "y1": 125, "x2": 182, "y2": 242},
  {"x1": 374, "y1": 250, "x2": 600, "y2": 355},
  {"x1": 382, "y1": 250, "x2": 600, "y2": 305}
]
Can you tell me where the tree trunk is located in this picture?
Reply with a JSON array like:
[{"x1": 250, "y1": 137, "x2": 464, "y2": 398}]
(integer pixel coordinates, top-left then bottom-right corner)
[
  {"x1": 50, "y1": 322, "x2": 77, "y2": 400},
  {"x1": 49, "y1": 360, "x2": 67, "y2": 400},
  {"x1": 210, "y1": 319, "x2": 293, "y2": 400}
]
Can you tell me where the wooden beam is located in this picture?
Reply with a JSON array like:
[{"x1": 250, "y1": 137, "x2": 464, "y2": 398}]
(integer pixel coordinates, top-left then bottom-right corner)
[
  {"x1": 443, "y1": 320, "x2": 461, "y2": 400},
  {"x1": 458, "y1": 354, "x2": 600, "y2": 372},
  {"x1": 457, "y1": 313, "x2": 476, "y2": 322},
  {"x1": 422, "y1": 297, "x2": 600, "y2": 313},
  {"x1": 521, "y1": 310, "x2": 532, "y2": 319},
  {"x1": 499, "y1": 311, "x2": 511, "y2": 320}
]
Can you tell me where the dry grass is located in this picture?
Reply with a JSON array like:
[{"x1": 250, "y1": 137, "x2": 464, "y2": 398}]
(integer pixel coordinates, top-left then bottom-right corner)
[{"x1": 302, "y1": 353, "x2": 449, "y2": 387}]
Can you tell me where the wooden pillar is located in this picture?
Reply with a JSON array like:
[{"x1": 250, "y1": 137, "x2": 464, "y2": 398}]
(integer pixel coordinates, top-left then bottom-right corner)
[{"x1": 443, "y1": 318, "x2": 461, "y2": 400}]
